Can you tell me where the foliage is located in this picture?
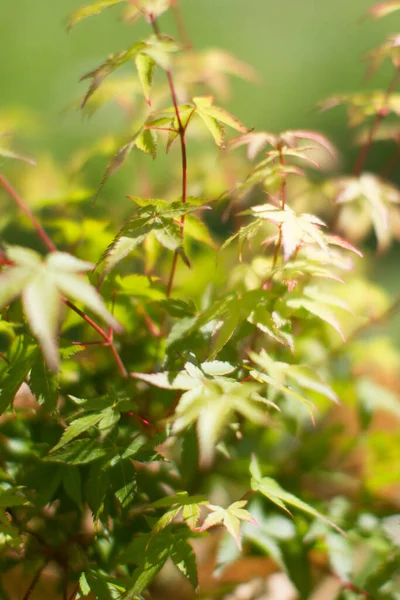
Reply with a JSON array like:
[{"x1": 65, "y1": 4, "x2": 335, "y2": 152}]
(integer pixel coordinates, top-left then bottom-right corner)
[{"x1": 0, "y1": 1, "x2": 399, "y2": 599}]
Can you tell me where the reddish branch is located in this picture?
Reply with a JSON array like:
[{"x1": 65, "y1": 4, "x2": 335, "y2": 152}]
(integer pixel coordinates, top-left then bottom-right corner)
[
  {"x1": 151, "y1": 16, "x2": 188, "y2": 298},
  {"x1": 0, "y1": 173, "x2": 57, "y2": 252},
  {"x1": 22, "y1": 562, "x2": 49, "y2": 600},
  {"x1": 0, "y1": 173, "x2": 128, "y2": 377},
  {"x1": 353, "y1": 67, "x2": 400, "y2": 176}
]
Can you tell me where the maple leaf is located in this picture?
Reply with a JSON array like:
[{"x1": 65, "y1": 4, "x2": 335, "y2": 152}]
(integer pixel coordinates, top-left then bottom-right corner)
[
  {"x1": 133, "y1": 361, "x2": 278, "y2": 466},
  {"x1": 0, "y1": 247, "x2": 121, "y2": 371},
  {"x1": 250, "y1": 203, "x2": 328, "y2": 262},
  {"x1": 199, "y1": 501, "x2": 257, "y2": 550},
  {"x1": 335, "y1": 173, "x2": 400, "y2": 252},
  {"x1": 230, "y1": 129, "x2": 336, "y2": 161}
]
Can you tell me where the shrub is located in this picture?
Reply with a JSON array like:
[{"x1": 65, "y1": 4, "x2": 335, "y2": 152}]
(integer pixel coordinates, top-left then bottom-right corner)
[{"x1": 0, "y1": 1, "x2": 399, "y2": 599}]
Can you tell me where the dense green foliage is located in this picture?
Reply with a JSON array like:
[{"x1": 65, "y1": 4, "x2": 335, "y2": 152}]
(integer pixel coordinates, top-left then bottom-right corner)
[{"x1": 0, "y1": 1, "x2": 399, "y2": 599}]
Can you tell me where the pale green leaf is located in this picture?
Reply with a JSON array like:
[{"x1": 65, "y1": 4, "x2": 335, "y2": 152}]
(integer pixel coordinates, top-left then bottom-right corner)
[
  {"x1": 22, "y1": 268, "x2": 61, "y2": 372},
  {"x1": 251, "y1": 471, "x2": 344, "y2": 534},
  {"x1": 0, "y1": 267, "x2": 33, "y2": 310},
  {"x1": 67, "y1": 0, "x2": 124, "y2": 31},
  {"x1": 135, "y1": 53, "x2": 155, "y2": 104},
  {"x1": 47, "y1": 252, "x2": 94, "y2": 273}
]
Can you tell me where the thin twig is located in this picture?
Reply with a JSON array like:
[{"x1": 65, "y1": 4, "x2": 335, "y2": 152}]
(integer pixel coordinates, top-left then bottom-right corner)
[
  {"x1": 353, "y1": 68, "x2": 400, "y2": 176},
  {"x1": 0, "y1": 174, "x2": 128, "y2": 377},
  {"x1": 68, "y1": 583, "x2": 80, "y2": 600},
  {"x1": 151, "y1": 17, "x2": 188, "y2": 299},
  {"x1": 65, "y1": 300, "x2": 128, "y2": 378},
  {"x1": 0, "y1": 173, "x2": 56, "y2": 252},
  {"x1": 21, "y1": 562, "x2": 48, "y2": 600}
]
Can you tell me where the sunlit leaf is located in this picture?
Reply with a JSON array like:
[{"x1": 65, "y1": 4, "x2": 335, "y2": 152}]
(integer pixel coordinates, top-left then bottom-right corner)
[
  {"x1": 200, "y1": 501, "x2": 257, "y2": 550},
  {"x1": 66, "y1": 0, "x2": 125, "y2": 31},
  {"x1": 250, "y1": 456, "x2": 344, "y2": 534},
  {"x1": 0, "y1": 247, "x2": 121, "y2": 370}
]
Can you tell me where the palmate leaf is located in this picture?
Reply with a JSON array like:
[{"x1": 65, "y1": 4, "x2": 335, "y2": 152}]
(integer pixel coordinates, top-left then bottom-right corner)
[
  {"x1": 250, "y1": 203, "x2": 327, "y2": 262},
  {"x1": 120, "y1": 528, "x2": 198, "y2": 598},
  {"x1": 150, "y1": 491, "x2": 207, "y2": 534},
  {"x1": 175, "y1": 49, "x2": 257, "y2": 100},
  {"x1": 133, "y1": 361, "x2": 277, "y2": 466},
  {"x1": 80, "y1": 35, "x2": 179, "y2": 108},
  {"x1": 335, "y1": 173, "x2": 400, "y2": 252},
  {"x1": 320, "y1": 91, "x2": 400, "y2": 128},
  {"x1": 282, "y1": 285, "x2": 350, "y2": 340},
  {"x1": 200, "y1": 501, "x2": 257, "y2": 550},
  {"x1": 363, "y1": 35, "x2": 400, "y2": 78},
  {"x1": 165, "y1": 289, "x2": 292, "y2": 358},
  {"x1": 66, "y1": 0, "x2": 125, "y2": 31},
  {"x1": 0, "y1": 247, "x2": 121, "y2": 371},
  {"x1": 29, "y1": 349, "x2": 59, "y2": 412},
  {"x1": 0, "y1": 336, "x2": 36, "y2": 415},
  {"x1": 250, "y1": 456, "x2": 344, "y2": 534},
  {"x1": 99, "y1": 199, "x2": 202, "y2": 277},
  {"x1": 230, "y1": 129, "x2": 336, "y2": 160},
  {"x1": 249, "y1": 349, "x2": 339, "y2": 419},
  {"x1": 193, "y1": 96, "x2": 248, "y2": 148}
]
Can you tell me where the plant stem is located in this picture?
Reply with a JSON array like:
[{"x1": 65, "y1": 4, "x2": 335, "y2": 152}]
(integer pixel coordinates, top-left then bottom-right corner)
[
  {"x1": 353, "y1": 68, "x2": 400, "y2": 177},
  {"x1": 0, "y1": 173, "x2": 57, "y2": 252},
  {"x1": 0, "y1": 173, "x2": 128, "y2": 377},
  {"x1": 21, "y1": 562, "x2": 48, "y2": 600},
  {"x1": 171, "y1": 0, "x2": 192, "y2": 48},
  {"x1": 65, "y1": 300, "x2": 128, "y2": 377},
  {"x1": 151, "y1": 17, "x2": 188, "y2": 298},
  {"x1": 68, "y1": 583, "x2": 80, "y2": 600}
]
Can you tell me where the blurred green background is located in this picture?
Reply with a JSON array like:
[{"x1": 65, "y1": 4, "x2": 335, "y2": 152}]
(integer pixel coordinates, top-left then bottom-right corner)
[
  {"x1": 1, "y1": 0, "x2": 400, "y2": 154},
  {"x1": 0, "y1": 0, "x2": 399, "y2": 302}
]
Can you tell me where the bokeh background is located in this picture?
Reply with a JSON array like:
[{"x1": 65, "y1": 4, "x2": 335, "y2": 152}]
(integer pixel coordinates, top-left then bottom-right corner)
[{"x1": 0, "y1": 0, "x2": 399, "y2": 315}]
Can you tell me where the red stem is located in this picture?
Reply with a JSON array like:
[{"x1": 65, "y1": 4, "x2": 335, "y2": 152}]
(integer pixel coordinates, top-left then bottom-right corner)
[
  {"x1": 353, "y1": 68, "x2": 400, "y2": 177},
  {"x1": 0, "y1": 173, "x2": 57, "y2": 252},
  {"x1": 151, "y1": 17, "x2": 188, "y2": 298},
  {"x1": 0, "y1": 173, "x2": 128, "y2": 377},
  {"x1": 65, "y1": 300, "x2": 128, "y2": 378},
  {"x1": 22, "y1": 562, "x2": 48, "y2": 600}
]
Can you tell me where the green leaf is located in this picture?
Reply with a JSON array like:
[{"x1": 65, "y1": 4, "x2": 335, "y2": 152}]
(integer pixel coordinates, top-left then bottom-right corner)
[
  {"x1": 192, "y1": 96, "x2": 248, "y2": 148},
  {"x1": 66, "y1": 0, "x2": 124, "y2": 31},
  {"x1": 250, "y1": 457, "x2": 344, "y2": 534},
  {"x1": 29, "y1": 349, "x2": 59, "y2": 412},
  {"x1": 170, "y1": 536, "x2": 198, "y2": 589},
  {"x1": 51, "y1": 411, "x2": 105, "y2": 452},
  {"x1": 0, "y1": 488, "x2": 28, "y2": 508},
  {"x1": 122, "y1": 534, "x2": 171, "y2": 599},
  {"x1": 63, "y1": 466, "x2": 83, "y2": 507},
  {"x1": 0, "y1": 336, "x2": 36, "y2": 415},
  {"x1": 326, "y1": 532, "x2": 353, "y2": 582},
  {"x1": 0, "y1": 247, "x2": 121, "y2": 371},
  {"x1": 44, "y1": 438, "x2": 109, "y2": 464},
  {"x1": 200, "y1": 501, "x2": 256, "y2": 550},
  {"x1": 134, "y1": 128, "x2": 158, "y2": 158}
]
